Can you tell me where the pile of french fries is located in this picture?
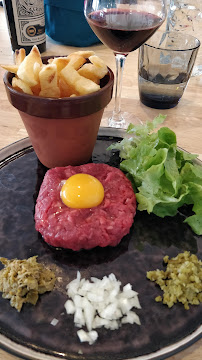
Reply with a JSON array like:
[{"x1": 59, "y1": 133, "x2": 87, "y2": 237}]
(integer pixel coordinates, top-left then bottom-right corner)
[{"x1": 1, "y1": 46, "x2": 108, "y2": 98}]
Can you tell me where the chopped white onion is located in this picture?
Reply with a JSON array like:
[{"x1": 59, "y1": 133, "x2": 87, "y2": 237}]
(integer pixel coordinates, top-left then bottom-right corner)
[
  {"x1": 77, "y1": 329, "x2": 98, "y2": 345},
  {"x1": 50, "y1": 318, "x2": 59, "y2": 326},
  {"x1": 121, "y1": 311, "x2": 141, "y2": 325},
  {"x1": 64, "y1": 299, "x2": 75, "y2": 314},
  {"x1": 64, "y1": 272, "x2": 141, "y2": 344}
]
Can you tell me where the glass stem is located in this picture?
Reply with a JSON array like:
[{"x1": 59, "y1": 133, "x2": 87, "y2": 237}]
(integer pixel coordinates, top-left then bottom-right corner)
[{"x1": 113, "y1": 53, "x2": 126, "y2": 119}]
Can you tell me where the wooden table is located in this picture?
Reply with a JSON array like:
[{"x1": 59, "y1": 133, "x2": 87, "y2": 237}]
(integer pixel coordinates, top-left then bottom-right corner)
[{"x1": 0, "y1": 6, "x2": 201, "y2": 360}]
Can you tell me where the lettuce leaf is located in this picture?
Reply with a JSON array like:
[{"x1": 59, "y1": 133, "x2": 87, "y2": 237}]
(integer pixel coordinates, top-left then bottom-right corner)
[{"x1": 109, "y1": 115, "x2": 202, "y2": 235}]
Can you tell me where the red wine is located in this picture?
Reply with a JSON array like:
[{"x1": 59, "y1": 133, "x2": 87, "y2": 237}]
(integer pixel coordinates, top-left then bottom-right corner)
[{"x1": 87, "y1": 9, "x2": 163, "y2": 54}]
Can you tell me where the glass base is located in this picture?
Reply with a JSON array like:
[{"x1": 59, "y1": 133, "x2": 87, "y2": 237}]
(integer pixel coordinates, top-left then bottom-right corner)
[
  {"x1": 108, "y1": 113, "x2": 128, "y2": 129},
  {"x1": 102, "y1": 110, "x2": 142, "y2": 129}
]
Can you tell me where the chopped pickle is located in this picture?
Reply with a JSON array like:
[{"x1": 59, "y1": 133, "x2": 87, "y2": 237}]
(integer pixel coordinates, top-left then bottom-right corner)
[
  {"x1": 147, "y1": 251, "x2": 202, "y2": 309},
  {"x1": 0, "y1": 256, "x2": 56, "y2": 311}
]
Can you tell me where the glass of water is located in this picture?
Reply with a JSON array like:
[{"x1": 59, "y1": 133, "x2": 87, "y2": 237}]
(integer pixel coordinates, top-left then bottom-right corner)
[{"x1": 138, "y1": 30, "x2": 200, "y2": 109}]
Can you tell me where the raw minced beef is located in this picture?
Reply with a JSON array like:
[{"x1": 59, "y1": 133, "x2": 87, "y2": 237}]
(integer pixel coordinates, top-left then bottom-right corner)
[{"x1": 35, "y1": 163, "x2": 136, "y2": 251}]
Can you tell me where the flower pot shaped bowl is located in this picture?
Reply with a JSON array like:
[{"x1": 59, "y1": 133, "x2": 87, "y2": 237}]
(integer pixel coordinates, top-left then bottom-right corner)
[{"x1": 4, "y1": 57, "x2": 114, "y2": 168}]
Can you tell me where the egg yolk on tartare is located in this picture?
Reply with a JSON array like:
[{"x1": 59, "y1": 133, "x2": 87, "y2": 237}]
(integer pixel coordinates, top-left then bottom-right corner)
[{"x1": 60, "y1": 173, "x2": 104, "y2": 209}]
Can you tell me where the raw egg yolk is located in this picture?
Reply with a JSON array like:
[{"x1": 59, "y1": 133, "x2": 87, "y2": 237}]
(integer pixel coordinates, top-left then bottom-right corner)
[{"x1": 60, "y1": 174, "x2": 104, "y2": 209}]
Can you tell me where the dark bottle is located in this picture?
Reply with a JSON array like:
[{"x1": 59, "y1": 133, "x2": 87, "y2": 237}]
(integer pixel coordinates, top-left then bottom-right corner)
[{"x1": 2, "y1": 0, "x2": 46, "y2": 54}]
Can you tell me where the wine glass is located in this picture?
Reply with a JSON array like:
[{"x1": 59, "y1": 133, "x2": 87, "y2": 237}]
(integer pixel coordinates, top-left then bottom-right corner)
[{"x1": 84, "y1": 0, "x2": 166, "y2": 128}]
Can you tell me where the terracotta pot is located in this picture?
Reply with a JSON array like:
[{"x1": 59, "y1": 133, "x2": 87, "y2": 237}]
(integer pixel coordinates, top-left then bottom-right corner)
[{"x1": 4, "y1": 58, "x2": 114, "y2": 168}]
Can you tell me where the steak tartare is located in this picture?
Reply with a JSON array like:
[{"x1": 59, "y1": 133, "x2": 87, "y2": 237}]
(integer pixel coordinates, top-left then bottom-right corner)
[{"x1": 35, "y1": 163, "x2": 136, "y2": 251}]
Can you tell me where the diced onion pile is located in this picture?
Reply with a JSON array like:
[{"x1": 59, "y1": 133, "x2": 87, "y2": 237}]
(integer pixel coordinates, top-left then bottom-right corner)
[{"x1": 64, "y1": 272, "x2": 141, "y2": 344}]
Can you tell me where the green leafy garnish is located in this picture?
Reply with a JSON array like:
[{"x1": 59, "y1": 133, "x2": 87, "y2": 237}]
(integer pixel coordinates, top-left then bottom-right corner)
[{"x1": 108, "y1": 115, "x2": 202, "y2": 235}]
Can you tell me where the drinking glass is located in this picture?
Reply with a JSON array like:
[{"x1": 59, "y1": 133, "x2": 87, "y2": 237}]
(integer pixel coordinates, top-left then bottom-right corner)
[
  {"x1": 166, "y1": 0, "x2": 202, "y2": 76},
  {"x1": 84, "y1": 0, "x2": 167, "y2": 128},
  {"x1": 138, "y1": 31, "x2": 200, "y2": 109}
]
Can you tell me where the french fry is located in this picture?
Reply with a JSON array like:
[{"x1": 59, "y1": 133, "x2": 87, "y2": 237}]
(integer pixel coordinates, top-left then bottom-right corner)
[
  {"x1": 31, "y1": 83, "x2": 41, "y2": 96},
  {"x1": 89, "y1": 55, "x2": 107, "y2": 69},
  {"x1": 15, "y1": 48, "x2": 26, "y2": 66},
  {"x1": 66, "y1": 54, "x2": 86, "y2": 70},
  {"x1": 39, "y1": 87, "x2": 60, "y2": 98},
  {"x1": 39, "y1": 64, "x2": 58, "y2": 88},
  {"x1": 89, "y1": 55, "x2": 108, "y2": 78},
  {"x1": 61, "y1": 65, "x2": 100, "y2": 95},
  {"x1": 76, "y1": 76, "x2": 100, "y2": 95},
  {"x1": 12, "y1": 77, "x2": 33, "y2": 95},
  {"x1": 78, "y1": 55, "x2": 108, "y2": 83},
  {"x1": 73, "y1": 50, "x2": 95, "y2": 58},
  {"x1": 78, "y1": 65, "x2": 100, "y2": 84},
  {"x1": 78, "y1": 64, "x2": 104, "y2": 84},
  {"x1": 58, "y1": 78, "x2": 79, "y2": 97},
  {"x1": 0, "y1": 64, "x2": 18, "y2": 74},
  {"x1": 51, "y1": 57, "x2": 70, "y2": 74},
  {"x1": 60, "y1": 65, "x2": 80, "y2": 88},
  {"x1": 17, "y1": 45, "x2": 43, "y2": 87},
  {"x1": 30, "y1": 62, "x2": 43, "y2": 95},
  {"x1": 33, "y1": 62, "x2": 41, "y2": 83},
  {"x1": 48, "y1": 58, "x2": 54, "y2": 64},
  {"x1": 39, "y1": 63, "x2": 60, "y2": 98}
]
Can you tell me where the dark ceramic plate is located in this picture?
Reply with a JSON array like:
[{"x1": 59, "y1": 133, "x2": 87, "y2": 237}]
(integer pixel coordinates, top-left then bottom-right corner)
[{"x1": 0, "y1": 128, "x2": 201, "y2": 360}]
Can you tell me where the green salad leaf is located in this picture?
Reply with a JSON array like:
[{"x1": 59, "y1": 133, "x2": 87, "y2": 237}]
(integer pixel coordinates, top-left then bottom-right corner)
[{"x1": 108, "y1": 115, "x2": 202, "y2": 235}]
